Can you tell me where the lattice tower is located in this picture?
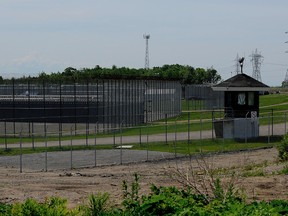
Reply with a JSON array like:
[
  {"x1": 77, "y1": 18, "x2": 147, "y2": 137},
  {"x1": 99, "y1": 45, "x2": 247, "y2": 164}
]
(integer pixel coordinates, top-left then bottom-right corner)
[
  {"x1": 283, "y1": 69, "x2": 288, "y2": 87},
  {"x1": 143, "y1": 34, "x2": 150, "y2": 69},
  {"x1": 235, "y1": 53, "x2": 241, "y2": 75},
  {"x1": 250, "y1": 49, "x2": 263, "y2": 82}
]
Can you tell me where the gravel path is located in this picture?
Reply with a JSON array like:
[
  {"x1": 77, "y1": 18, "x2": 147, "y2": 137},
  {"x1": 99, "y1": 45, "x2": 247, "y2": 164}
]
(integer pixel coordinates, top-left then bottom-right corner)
[{"x1": 0, "y1": 149, "x2": 177, "y2": 171}]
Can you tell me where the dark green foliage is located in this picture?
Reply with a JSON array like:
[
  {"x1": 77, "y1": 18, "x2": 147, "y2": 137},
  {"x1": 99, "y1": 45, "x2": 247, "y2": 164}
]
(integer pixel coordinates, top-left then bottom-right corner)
[
  {"x1": 7, "y1": 64, "x2": 221, "y2": 85},
  {"x1": 269, "y1": 199, "x2": 288, "y2": 215},
  {"x1": 15, "y1": 198, "x2": 45, "y2": 216},
  {"x1": 8, "y1": 197, "x2": 70, "y2": 216},
  {"x1": 0, "y1": 203, "x2": 12, "y2": 215},
  {"x1": 278, "y1": 134, "x2": 288, "y2": 161},
  {"x1": 139, "y1": 186, "x2": 206, "y2": 216},
  {"x1": 86, "y1": 193, "x2": 110, "y2": 216}
]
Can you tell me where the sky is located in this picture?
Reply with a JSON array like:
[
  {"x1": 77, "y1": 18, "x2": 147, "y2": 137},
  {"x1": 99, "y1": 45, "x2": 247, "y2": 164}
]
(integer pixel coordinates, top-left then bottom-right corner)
[{"x1": 0, "y1": 0, "x2": 288, "y2": 86}]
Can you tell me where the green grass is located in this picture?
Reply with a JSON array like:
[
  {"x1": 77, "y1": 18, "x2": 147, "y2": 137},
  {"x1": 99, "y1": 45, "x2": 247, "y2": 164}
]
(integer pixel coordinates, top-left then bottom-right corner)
[
  {"x1": 132, "y1": 138, "x2": 276, "y2": 155},
  {"x1": 259, "y1": 94, "x2": 288, "y2": 107},
  {"x1": 0, "y1": 138, "x2": 277, "y2": 157},
  {"x1": 0, "y1": 144, "x2": 114, "y2": 156}
]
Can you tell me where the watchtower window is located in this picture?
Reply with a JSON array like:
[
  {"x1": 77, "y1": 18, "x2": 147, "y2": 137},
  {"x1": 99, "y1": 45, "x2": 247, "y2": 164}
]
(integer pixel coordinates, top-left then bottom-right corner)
[
  {"x1": 248, "y1": 92, "x2": 254, "y2": 106},
  {"x1": 238, "y1": 93, "x2": 245, "y2": 105}
]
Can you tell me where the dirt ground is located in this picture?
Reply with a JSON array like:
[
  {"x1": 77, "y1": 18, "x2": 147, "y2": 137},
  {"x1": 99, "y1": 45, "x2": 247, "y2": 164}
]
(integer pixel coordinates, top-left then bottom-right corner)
[{"x1": 0, "y1": 147, "x2": 287, "y2": 208}]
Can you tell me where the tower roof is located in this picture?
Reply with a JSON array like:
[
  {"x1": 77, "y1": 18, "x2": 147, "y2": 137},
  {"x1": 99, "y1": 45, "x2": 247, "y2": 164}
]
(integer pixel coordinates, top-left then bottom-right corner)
[{"x1": 212, "y1": 73, "x2": 269, "y2": 91}]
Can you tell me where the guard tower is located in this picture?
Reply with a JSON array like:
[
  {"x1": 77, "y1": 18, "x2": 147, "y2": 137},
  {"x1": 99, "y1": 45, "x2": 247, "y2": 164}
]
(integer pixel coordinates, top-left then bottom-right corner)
[{"x1": 212, "y1": 58, "x2": 269, "y2": 139}]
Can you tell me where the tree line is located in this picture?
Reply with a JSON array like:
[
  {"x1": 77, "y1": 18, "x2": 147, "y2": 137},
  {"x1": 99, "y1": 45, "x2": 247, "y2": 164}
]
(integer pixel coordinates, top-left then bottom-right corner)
[{"x1": 1, "y1": 64, "x2": 222, "y2": 85}]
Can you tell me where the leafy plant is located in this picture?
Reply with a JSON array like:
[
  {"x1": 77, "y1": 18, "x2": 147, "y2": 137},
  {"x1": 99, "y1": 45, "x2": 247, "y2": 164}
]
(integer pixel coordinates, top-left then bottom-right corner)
[
  {"x1": 278, "y1": 164, "x2": 288, "y2": 175},
  {"x1": 45, "y1": 197, "x2": 69, "y2": 216},
  {"x1": 86, "y1": 192, "x2": 110, "y2": 216},
  {"x1": 2, "y1": 184, "x2": 288, "y2": 215},
  {"x1": 278, "y1": 134, "x2": 288, "y2": 161},
  {"x1": 10, "y1": 197, "x2": 73, "y2": 216},
  {"x1": 122, "y1": 173, "x2": 141, "y2": 214},
  {"x1": 11, "y1": 198, "x2": 45, "y2": 216},
  {"x1": 0, "y1": 203, "x2": 12, "y2": 215}
]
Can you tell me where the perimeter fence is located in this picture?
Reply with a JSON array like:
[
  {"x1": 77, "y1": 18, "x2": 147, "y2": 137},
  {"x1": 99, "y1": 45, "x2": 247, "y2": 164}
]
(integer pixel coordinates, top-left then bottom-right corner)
[
  {"x1": 0, "y1": 79, "x2": 181, "y2": 135},
  {"x1": 0, "y1": 108, "x2": 286, "y2": 172}
]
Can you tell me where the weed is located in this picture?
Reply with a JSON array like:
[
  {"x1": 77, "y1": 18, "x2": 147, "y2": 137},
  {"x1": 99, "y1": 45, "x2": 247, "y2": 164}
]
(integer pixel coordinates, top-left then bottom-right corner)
[
  {"x1": 122, "y1": 173, "x2": 141, "y2": 213},
  {"x1": 171, "y1": 153, "x2": 241, "y2": 203},
  {"x1": 278, "y1": 164, "x2": 288, "y2": 175},
  {"x1": 242, "y1": 169, "x2": 265, "y2": 177}
]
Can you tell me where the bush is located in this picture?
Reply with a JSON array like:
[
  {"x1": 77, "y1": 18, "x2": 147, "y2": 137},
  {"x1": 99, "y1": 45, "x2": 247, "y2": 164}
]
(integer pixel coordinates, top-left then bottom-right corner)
[
  {"x1": 0, "y1": 203, "x2": 12, "y2": 215},
  {"x1": 278, "y1": 134, "x2": 288, "y2": 161}
]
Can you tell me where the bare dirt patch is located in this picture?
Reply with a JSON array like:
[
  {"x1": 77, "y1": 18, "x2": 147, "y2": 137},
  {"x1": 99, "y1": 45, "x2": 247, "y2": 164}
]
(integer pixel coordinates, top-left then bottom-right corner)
[{"x1": 0, "y1": 147, "x2": 287, "y2": 208}]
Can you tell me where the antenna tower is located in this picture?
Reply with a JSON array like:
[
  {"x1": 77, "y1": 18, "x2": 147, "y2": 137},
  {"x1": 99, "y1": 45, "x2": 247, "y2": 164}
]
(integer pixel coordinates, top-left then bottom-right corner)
[
  {"x1": 283, "y1": 69, "x2": 288, "y2": 87},
  {"x1": 234, "y1": 53, "x2": 241, "y2": 75},
  {"x1": 143, "y1": 34, "x2": 150, "y2": 69},
  {"x1": 285, "y1": 31, "x2": 288, "y2": 87},
  {"x1": 250, "y1": 48, "x2": 263, "y2": 82}
]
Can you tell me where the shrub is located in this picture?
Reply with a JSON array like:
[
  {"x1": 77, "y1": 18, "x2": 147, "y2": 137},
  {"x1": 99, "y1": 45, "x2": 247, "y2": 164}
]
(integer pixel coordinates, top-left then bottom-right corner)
[
  {"x1": 278, "y1": 134, "x2": 288, "y2": 161},
  {"x1": 87, "y1": 192, "x2": 110, "y2": 216},
  {"x1": 0, "y1": 203, "x2": 12, "y2": 215},
  {"x1": 122, "y1": 173, "x2": 141, "y2": 214}
]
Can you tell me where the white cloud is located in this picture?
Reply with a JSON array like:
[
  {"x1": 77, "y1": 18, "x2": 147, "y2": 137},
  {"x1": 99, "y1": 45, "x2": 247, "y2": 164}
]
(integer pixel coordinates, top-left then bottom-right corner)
[{"x1": 0, "y1": 52, "x2": 65, "y2": 78}]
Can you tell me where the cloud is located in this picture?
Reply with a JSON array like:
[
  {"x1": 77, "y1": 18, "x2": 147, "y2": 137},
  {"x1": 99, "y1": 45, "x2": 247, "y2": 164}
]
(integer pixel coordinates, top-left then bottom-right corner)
[{"x1": 0, "y1": 52, "x2": 65, "y2": 78}]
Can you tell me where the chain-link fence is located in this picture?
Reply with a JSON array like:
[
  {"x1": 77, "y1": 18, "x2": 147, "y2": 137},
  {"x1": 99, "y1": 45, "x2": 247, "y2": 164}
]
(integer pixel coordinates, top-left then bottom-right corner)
[
  {"x1": 0, "y1": 109, "x2": 285, "y2": 172},
  {"x1": 183, "y1": 84, "x2": 224, "y2": 110},
  {"x1": 0, "y1": 79, "x2": 181, "y2": 137}
]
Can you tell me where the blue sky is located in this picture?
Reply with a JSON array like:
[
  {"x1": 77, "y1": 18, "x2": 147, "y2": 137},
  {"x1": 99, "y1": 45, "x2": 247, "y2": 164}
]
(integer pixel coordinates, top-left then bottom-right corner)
[{"x1": 0, "y1": 0, "x2": 288, "y2": 86}]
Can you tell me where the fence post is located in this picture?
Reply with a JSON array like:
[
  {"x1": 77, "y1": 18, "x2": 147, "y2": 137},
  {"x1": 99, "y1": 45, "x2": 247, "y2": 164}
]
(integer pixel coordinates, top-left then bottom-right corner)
[
  {"x1": 285, "y1": 112, "x2": 287, "y2": 135},
  {"x1": 70, "y1": 126, "x2": 73, "y2": 170},
  {"x1": 212, "y1": 110, "x2": 214, "y2": 140},
  {"x1": 200, "y1": 112, "x2": 203, "y2": 141},
  {"x1": 31, "y1": 122, "x2": 35, "y2": 150},
  {"x1": 113, "y1": 128, "x2": 116, "y2": 148},
  {"x1": 271, "y1": 108, "x2": 274, "y2": 137},
  {"x1": 268, "y1": 114, "x2": 270, "y2": 144},
  {"x1": 44, "y1": 124, "x2": 48, "y2": 172},
  {"x1": 58, "y1": 124, "x2": 62, "y2": 148},
  {"x1": 174, "y1": 118, "x2": 177, "y2": 159},
  {"x1": 120, "y1": 121, "x2": 123, "y2": 165},
  {"x1": 59, "y1": 80, "x2": 62, "y2": 147},
  {"x1": 188, "y1": 112, "x2": 191, "y2": 144},
  {"x1": 146, "y1": 123, "x2": 149, "y2": 162},
  {"x1": 139, "y1": 125, "x2": 142, "y2": 146},
  {"x1": 12, "y1": 78, "x2": 16, "y2": 138},
  {"x1": 4, "y1": 121, "x2": 7, "y2": 150},
  {"x1": 245, "y1": 116, "x2": 247, "y2": 144},
  {"x1": 165, "y1": 113, "x2": 168, "y2": 145},
  {"x1": 94, "y1": 123, "x2": 97, "y2": 167},
  {"x1": 19, "y1": 129, "x2": 23, "y2": 173},
  {"x1": 85, "y1": 122, "x2": 89, "y2": 146},
  {"x1": 222, "y1": 118, "x2": 224, "y2": 150}
]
